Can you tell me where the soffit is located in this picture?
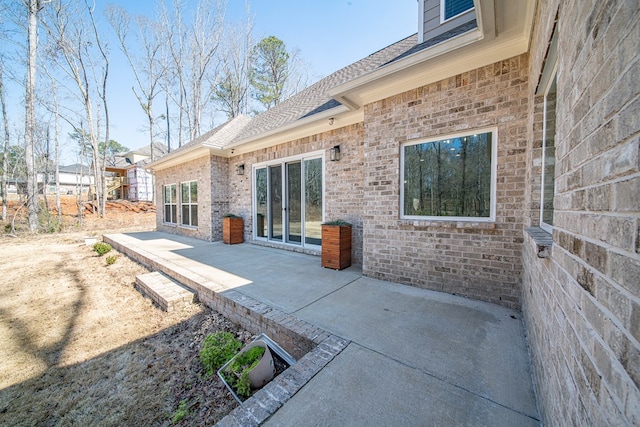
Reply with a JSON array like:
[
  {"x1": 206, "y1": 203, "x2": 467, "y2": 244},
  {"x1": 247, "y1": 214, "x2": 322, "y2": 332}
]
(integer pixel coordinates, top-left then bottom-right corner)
[{"x1": 330, "y1": 0, "x2": 535, "y2": 107}]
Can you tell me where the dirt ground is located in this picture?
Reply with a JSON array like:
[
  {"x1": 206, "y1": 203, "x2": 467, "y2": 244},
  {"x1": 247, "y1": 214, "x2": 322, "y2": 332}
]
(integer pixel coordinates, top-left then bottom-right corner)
[{"x1": 0, "y1": 198, "x2": 245, "y2": 426}]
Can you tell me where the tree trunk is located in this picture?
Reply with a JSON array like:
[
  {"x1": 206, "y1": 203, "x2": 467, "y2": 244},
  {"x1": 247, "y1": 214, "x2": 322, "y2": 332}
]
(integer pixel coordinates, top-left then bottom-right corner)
[
  {"x1": 25, "y1": 0, "x2": 39, "y2": 232},
  {"x1": 0, "y1": 62, "x2": 9, "y2": 222},
  {"x1": 53, "y1": 81, "x2": 61, "y2": 223}
]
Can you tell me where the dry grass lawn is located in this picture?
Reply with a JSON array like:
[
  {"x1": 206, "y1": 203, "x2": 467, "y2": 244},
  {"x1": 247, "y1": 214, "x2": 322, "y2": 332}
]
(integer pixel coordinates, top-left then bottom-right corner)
[{"x1": 0, "y1": 203, "x2": 241, "y2": 425}]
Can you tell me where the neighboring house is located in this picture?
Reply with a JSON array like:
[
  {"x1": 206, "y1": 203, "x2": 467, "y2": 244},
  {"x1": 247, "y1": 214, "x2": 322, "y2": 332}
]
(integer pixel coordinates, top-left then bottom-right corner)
[
  {"x1": 148, "y1": 0, "x2": 639, "y2": 424},
  {"x1": 52, "y1": 164, "x2": 93, "y2": 194},
  {"x1": 30, "y1": 164, "x2": 94, "y2": 195},
  {"x1": 106, "y1": 144, "x2": 168, "y2": 201}
]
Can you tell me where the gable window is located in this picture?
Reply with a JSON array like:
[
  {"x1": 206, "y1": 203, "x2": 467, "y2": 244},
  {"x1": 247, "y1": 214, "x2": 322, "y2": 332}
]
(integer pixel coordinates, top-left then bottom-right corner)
[
  {"x1": 181, "y1": 181, "x2": 198, "y2": 227},
  {"x1": 163, "y1": 184, "x2": 177, "y2": 224},
  {"x1": 442, "y1": 0, "x2": 474, "y2": 21},
  {"x1": 401, "y1": 129, "x2": 497, "y2": 221}
]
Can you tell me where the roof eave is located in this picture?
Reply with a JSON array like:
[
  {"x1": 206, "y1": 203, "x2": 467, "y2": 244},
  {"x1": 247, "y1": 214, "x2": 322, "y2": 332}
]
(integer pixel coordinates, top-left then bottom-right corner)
[
  {"x1": 146, "y1": 146, "x2": 215, "y2": 171},
  {"x1": 329, "y1": 0, "x2": 535, "y2": 108},
  {"x1": 225, "y1": 104, "x2": 353, "y2": 154},
  {"x1": 329, "y1": 28, "x2": 484, "y2": 104}
]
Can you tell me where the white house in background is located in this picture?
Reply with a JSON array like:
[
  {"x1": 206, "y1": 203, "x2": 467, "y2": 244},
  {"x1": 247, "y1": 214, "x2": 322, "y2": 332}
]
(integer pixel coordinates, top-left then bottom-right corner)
[{"x1": 40, "y1": 164, "x2": 93, "y2": 195}]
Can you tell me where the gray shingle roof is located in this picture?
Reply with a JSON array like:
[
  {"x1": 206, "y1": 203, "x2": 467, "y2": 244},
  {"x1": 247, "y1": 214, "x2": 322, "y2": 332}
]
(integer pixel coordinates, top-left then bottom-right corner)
[
  {"x1": 163, "y1": 26, "x2": 477, "y2": 155},
  {"x1": 384, "y1": 20, "x2": 477, "y2": 65},
  {"x1": 233, "y1": 34, "x2": 419, "y2": 143},
  {"x1": 148, "y1": 115, "x2": 252, "y2": 168},
  {"x1": 59, "y1": 164, "x2": 90, "y2": 174},
  {"x1": 168, "y1": 115, "x2": 252, "y2": 154}
]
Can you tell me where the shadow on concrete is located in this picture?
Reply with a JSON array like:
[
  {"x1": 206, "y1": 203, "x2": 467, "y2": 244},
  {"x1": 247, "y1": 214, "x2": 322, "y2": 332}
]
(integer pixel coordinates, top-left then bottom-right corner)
[{"x1": 0, "y1": 310, "x2": 236, "y2": 426}]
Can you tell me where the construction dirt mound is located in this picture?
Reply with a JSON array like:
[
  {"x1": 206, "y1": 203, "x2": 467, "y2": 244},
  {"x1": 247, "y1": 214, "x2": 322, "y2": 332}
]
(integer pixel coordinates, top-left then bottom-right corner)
[
  {"x1": 2, "y1": 195, "x2": 156, "y2": 234},
  {"x1": 4, "y1": 196, "x2": 155, "y2": 216}
]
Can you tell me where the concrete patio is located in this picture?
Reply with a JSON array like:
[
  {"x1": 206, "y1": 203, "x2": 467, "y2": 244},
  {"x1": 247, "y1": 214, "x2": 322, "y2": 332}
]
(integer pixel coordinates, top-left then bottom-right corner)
[{"x1": 105, "y1": 231, "x2": 539, "y2": 426}]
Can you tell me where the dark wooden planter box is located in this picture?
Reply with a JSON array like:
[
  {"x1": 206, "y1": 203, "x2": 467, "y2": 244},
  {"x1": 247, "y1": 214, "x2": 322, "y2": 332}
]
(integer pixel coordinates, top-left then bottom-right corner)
[
  {"x1": 321, "y1": 224, "x2": 352, "y2": 270},
  {"x1": 223, "y1": 217, "x2": 243, "y2": 244}
]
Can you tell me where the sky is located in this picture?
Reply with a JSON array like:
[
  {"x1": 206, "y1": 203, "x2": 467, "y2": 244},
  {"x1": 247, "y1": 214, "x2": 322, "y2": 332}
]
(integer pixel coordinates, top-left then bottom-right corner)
[
  {"x1": 3, "y1": 1, "x2": 418, "y2": 162},
  {"x1": 104, "y1": 0, "x2": 418, "y2": 153}
]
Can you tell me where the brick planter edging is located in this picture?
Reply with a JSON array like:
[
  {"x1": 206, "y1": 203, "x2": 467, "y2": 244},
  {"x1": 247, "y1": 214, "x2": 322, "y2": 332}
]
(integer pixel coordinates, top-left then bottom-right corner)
[{"x1": 216, "y1": 335, "x2": 349, "y2": 427}]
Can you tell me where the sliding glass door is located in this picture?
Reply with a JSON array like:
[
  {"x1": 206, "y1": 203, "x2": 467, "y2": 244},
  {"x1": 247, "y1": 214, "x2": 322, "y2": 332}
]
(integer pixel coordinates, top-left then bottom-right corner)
[
  {"x1": 286, "y1": 162, "x2": 302, "y2": 243},
  {"x1": 254, "y1": 154, "x2": 323, "y2": 248},
  {"x1": 304, "y1": 158, "x2": 322, "y2": 245},
  {"x1": 269, "y1": 165, "x2": 282, "y2": 240}
]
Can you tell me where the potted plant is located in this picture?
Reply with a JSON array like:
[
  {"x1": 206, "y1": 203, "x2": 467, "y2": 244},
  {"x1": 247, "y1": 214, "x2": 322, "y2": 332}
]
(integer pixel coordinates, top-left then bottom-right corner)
[
  {"x1": 219, "y1": 339, "x2": 275, "y2": 399},
  {"x1": 223, "y1": 214, "x2": 243, "y2": 244},
  {"x1": 321, "y1": 220, "x2": 352, "y2": 270}
]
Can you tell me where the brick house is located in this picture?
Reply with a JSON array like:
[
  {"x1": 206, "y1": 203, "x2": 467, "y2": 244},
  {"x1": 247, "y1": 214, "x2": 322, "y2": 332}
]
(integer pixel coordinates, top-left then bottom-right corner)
[{"x1": 149, "y1": 0, "x2": 639, "y2": 424}]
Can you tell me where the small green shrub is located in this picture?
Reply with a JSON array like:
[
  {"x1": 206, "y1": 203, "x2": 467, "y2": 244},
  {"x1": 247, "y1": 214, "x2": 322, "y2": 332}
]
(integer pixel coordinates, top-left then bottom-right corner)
[
  {"x1": 105, "y1": 255, "x2": 118, "y2": 265},
  {"x1": 199, "y1": 332, "x2": 241, "y2": 376},
  {"x1": 322, "y1": 219, "x2": 352, "y2": 227},
  {"x1": 221, "y1": 346, "x2": 266, "y2": 397},
  {"x1": 93, "y1": 242, "x2": 112, "y2": 256},
  {"x1": 172, "y1": 399, "x2": 188, "y2": 424}
]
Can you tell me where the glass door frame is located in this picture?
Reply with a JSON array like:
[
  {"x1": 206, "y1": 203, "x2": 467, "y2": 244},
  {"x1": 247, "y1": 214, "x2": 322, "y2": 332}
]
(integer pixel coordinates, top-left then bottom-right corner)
[{"x1": 252, "y1": 150, "x2": 325, "y2": 249}]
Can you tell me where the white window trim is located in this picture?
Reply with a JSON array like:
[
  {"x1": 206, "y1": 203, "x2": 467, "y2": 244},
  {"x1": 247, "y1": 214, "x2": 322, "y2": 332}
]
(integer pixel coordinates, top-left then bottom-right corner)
[
  {"x1": 163, "y1": 183, "x2": 177, "y2": 225},
  {"x1": 418, "y1": 0, "x2": 425, "y2": 44},
  {"x1": 539, "y1": 64, "x2": 557, "y2": 234},
  {"x1": 537, "y1": 29, "x2": 558, "y2": 234},
  {"x1": 252, "y1": 150, "x2": 325, "y2": 246},
  {"x1": 440, "y1": 0, "x2": 475, "y2": 24},
  {"x1": 180, "y1": 180, "x2": 198, "y2": 228},
  {"x1": 400, "y1": 127, "x2": 498, "y2": 222}
]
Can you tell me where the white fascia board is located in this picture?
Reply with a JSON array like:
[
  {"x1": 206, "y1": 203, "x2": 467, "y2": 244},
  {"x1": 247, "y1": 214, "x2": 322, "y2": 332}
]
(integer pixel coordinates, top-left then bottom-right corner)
[
  {"x1": 357, "y1": 34, "x2": 529, "y2": 105},
  {"x1": 146, "y1": 146, "x2": 213, "y2": 171},
  {"x1": 225, "y1": 104, "x2": 355, "y2": 154},
  {"x1": 328, "y1": 28, "x2": 484, "y2": 106}
]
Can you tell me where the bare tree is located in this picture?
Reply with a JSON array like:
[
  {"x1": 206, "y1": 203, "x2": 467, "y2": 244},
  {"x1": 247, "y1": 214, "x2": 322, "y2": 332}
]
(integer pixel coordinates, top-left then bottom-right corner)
[
  {"x1": 40, "y1": 0, "x2": 110, "y2": 216},
  {"x1": 0, "y1": 60, "x2": 10, "y2": 222},
  {"x1": 159, "y1": 0, "x2": 186, "y2": 147},
  {"x1": 106, "y1": 5, "x2": 164, "y2": 162},
  {"x1": 24, "y1": 0, "x2": 40, "y2": 231},
  {"x1": 50, "y1": 78, "x2": 61, "y2": 223},
  {"x1": 213, "y1": 5, "x2": 254, "y2": 119},
  {"x1": 161, "y1": 0, "x2": 226, "y2": 143},
  {"x1": 86, "y1": 0, "x2": 110, "y2": 215}
]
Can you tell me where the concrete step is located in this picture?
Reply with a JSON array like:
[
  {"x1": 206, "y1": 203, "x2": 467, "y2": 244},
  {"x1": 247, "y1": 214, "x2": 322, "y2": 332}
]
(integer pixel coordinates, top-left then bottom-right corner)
[{"x1": 135, "y1": 271, "x2": 197, "y2": 312}]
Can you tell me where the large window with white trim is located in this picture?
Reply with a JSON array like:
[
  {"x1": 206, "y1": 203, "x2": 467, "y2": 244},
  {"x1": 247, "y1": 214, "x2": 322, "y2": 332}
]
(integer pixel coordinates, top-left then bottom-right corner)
[
  {"x1": 180, "y1": 181, "x2": 198, "y2": 227},
  {"x1": 401, "y1": 129, "x2": 497, "y2": 221},
  {"x1": 540, "y1": 71, "x2": 557, "y2": 232},
  {"x1": 163, "y1": 184, "x2": 177, "y2": 224},
  {"x1": 537, "y1": 27, "x2": 558, "y2": 234}
]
